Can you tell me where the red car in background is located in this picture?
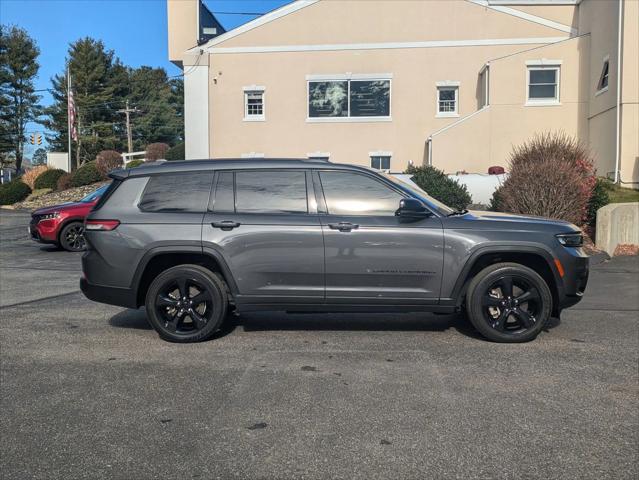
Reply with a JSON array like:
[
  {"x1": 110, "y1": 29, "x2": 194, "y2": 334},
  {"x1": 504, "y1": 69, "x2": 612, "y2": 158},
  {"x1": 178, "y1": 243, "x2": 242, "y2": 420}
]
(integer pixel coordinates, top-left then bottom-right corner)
[{"x1": 29, "y1": 185, "x2": 108, "y2": 252}]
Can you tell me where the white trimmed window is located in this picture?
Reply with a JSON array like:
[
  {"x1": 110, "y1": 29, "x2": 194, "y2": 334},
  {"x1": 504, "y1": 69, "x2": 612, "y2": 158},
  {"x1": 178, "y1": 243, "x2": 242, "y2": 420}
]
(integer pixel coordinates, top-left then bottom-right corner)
[
  {"x1": 526, "y1": 64, "x2": 560, "y2": 105},
  {"x1": 596, "y1": 55, "x2": 609, "y2": 94},
  {"x1": 436, "y1": 82, "x2": 459, "y2": 117},
  {"x1": 243, "y1": 86, "x2": 265, "y2": 121},
  {"x1": 307, "y1": 74, "x2": 392, "y2": 122},
  {"x1": 370, "y1": 152, "x2": 391, "y2": 170}
]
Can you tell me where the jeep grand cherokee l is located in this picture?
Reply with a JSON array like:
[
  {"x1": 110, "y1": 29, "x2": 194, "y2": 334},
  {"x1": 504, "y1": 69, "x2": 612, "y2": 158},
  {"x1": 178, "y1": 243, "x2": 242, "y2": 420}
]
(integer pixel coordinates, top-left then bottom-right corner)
[{"x1": 80, "y1": 159, "x2": 589, "y2": 343}]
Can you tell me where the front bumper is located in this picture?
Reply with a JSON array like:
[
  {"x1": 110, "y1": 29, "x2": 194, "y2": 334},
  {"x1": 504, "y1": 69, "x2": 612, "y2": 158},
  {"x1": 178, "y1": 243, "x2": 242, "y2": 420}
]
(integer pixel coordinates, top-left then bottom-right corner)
[
  {"x1": 29, "y1": 219, "x2": 58, "y2": 244},
  {"x1": 80, "y1": 277, "x2": 137, "y2": 309},
  {"x1": 556, "y1": 253, "x2": 589, "y2": 310}
]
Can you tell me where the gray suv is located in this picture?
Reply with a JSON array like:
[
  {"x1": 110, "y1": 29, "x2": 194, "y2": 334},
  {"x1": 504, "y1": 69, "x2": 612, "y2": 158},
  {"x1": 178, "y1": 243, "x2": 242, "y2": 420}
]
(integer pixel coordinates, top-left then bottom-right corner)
[{"x1": 80, "y1": 159, "x2": 589, "y2": 343}]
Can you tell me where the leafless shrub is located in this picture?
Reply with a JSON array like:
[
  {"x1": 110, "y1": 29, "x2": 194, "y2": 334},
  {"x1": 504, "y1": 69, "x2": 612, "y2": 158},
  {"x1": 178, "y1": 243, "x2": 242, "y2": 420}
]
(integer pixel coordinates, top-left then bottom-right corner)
[
  {"x1": 95, "y1": 150, "x2": 123, "y2": 176},
  {"x1": 145, "y1": 143, "x2": 169, "y2": 161},
  {"x1": 494, "y1": 132, "x2": 596, "y2": 225},
  {"x1": 56, "y1": 172, "x2": 72, "y2": 191},
  {"x1": 21, "y1": 165, "x2": 50, "y2": 189}
]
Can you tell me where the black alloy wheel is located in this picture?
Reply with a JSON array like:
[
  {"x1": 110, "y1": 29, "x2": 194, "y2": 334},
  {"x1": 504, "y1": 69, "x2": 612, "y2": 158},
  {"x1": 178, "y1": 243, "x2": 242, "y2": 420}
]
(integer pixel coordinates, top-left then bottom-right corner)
[
  {"x1": 466, "y1": 262, "x2": 552, "y2": 343},
  {"x1": 59, "y1": 221, "x2": 86, "y2": 252},
  {"x1": 481, "y1": 275, "x2": 542, "y2": 334},
  {"x1": 145, "y1": 264, "x2": 227, "y2": 342}
]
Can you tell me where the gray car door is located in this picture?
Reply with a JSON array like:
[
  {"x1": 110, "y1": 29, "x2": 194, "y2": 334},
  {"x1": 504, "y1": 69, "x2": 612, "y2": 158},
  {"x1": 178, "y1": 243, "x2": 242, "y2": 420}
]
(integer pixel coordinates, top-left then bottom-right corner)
[
  {"x1": 202, "y1": 169, "x2": 324, "y2": 304},
  {"x1": 314, "y1": 169, "x2": 444, "y2": 303}
]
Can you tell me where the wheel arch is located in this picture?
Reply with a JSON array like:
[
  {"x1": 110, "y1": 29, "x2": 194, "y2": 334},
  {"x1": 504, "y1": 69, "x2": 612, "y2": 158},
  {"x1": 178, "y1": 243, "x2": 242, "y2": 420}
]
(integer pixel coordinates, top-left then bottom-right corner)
[
  {"x1": 451, "y1": 246, "x2": 562, "y2": 316},
  {"x1": 56, "y1": 217, "x2": 86, "y2": 244},
  {"x1": 132, "y1": 247, "x2": 238, "y2": 308}
]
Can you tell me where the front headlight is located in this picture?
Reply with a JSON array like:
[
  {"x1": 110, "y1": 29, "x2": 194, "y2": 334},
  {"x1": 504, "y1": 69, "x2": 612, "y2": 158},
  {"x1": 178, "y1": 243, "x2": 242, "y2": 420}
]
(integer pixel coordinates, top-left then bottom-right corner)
[
  {"x1": 38, "y1": 212, "x2": 59, "y2": 221},
  {"x1": 556, "y1": 233, "x2": 583, "y2": 247}
]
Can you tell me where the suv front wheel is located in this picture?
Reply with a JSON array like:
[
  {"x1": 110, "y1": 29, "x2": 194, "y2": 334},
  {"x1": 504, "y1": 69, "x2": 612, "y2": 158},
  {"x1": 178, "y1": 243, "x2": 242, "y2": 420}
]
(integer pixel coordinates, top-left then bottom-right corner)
[
  {"x1": 145, "y1": 264, "x2": 228, "y2": 342},
  {"x1": 466, "y1": 262, "x2": 552, "y2": 343}
]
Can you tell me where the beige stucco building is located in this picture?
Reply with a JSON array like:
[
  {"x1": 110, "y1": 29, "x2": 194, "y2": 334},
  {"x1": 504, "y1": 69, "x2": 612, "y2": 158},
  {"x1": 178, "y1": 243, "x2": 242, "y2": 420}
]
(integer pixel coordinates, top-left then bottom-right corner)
[{"x1": 168, "y1": 0, "x2": 638, "y2": 186}]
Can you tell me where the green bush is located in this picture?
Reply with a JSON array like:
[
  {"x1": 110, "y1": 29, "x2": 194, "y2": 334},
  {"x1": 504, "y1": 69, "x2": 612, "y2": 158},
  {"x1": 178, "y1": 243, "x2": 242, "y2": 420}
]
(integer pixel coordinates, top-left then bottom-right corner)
[
  {"x1": 34, "y1": 168, "x2": 65, "y2": 190},
  {"x1": 488, "y1": 186, "x2": 504, "y2": 212},
  {"x1": 70, "y1": 161, "x2": 102, "y2": 187},
  {"x1": 405, "y1": 165, "x2": 472, "y2": 211},
  {"x1": 586, "y1": 177, "x2": 612, "y2": 226},
  {"x1": 0, "y1": 180, "x2": 32, "y2": 205},
  {"x1": 165, "y1": 142, "x2": 185, "y2": 161},
  {"x1": 126, "y1": 159, "x2": 145, "y2": 168}
]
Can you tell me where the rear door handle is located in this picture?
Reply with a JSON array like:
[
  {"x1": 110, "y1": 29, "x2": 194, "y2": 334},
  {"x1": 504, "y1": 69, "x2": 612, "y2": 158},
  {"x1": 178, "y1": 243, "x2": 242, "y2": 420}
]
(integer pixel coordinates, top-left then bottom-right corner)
[
  {"x1": 327, "y1": 222, "x2": 359, "y2": 232},
  {"x1": 211, "y1": 220, "x2": 241, "y2": 231}
]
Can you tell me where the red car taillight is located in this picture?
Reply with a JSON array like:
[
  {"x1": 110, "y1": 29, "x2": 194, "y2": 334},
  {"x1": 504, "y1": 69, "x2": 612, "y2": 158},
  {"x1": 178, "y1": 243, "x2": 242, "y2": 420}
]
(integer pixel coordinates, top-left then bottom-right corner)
[{"x1": 85, "y1": 219, "x2": 120, "y2": 231}]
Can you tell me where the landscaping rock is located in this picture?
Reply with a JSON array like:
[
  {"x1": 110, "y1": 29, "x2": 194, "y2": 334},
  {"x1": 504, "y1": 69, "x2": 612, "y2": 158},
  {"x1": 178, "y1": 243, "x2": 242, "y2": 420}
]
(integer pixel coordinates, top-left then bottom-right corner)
[{"x1": 11, "y1": 182, "x2": 108, "y2": 211}]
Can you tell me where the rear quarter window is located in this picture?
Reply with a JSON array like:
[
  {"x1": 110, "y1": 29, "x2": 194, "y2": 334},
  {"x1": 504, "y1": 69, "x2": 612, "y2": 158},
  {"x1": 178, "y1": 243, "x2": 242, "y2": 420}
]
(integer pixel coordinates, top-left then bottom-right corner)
[
  {"x1": 138, "y1": 172, "x2": 214, "y2": 212},
  {"x1": 91, "y1": 180, "x2": 122, "y2": 211}
]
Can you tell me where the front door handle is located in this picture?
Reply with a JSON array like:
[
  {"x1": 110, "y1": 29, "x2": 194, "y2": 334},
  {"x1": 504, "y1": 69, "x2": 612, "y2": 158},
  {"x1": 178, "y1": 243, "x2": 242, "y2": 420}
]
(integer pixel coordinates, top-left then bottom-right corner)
[
  {"x1": 327, "y1": 222, "x2": 359, "y2": 232},
  {"x1": 211, "y1": 220, "x2": 241, "y2": 231}
]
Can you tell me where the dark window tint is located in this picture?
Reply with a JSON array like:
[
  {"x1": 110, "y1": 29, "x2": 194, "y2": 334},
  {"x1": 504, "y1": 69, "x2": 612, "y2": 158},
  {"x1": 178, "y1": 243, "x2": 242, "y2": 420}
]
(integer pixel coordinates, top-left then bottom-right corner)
[
  {"x1": 598, "y1": 60, "x2": 609, "y2": 90},
  {"x1": 235, "y1": 170, "x2": 308, "y2": 213},
  {"x1": 92, "y1": 180, "x2": 121, "y2": 211},
  {"x1": 139, "y1": 172, "x2": 213, "y2": 212},
  {"x1": 319, "y1": 171, "x2": 403, "y2": 215},
  {"x1": 308, "y1": 81, "x2": 348, "y2": 117},
  {"x1": 212, "y1": 171, "x2": 234, "y2": 212},
  {"x1": 349, "y1": 80, "x2": 390, "y2": 117}
]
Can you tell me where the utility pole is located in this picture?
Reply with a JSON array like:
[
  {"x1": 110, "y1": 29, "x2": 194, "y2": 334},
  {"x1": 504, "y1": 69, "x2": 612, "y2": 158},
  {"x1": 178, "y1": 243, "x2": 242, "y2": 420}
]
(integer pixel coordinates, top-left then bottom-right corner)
[
  {"x1": 67, "y1": 67, "x2": 72, "y2": 172},
  {"x1": 117, "y1": 100, "x2": 139, "y2": 153}
]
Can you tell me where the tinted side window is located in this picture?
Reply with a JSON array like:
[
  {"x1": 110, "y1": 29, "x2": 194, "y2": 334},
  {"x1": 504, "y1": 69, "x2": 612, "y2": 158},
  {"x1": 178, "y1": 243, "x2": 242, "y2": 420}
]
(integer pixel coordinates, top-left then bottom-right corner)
[
  {"x1": 235, "y1": 170, "x2": 307, "y2": 214},
  {"x1": 212, "y1": 171, "x2": 234, "y2": 213},
  {"x1": 139, "y1": 172, "x2": 213, "y2": 212},
  {"x1": 319, "y1": 171, "x2": 403, "y2": 215},
  {"x1": 92, "y1": 180, "x2": 121, "y2": 211}
]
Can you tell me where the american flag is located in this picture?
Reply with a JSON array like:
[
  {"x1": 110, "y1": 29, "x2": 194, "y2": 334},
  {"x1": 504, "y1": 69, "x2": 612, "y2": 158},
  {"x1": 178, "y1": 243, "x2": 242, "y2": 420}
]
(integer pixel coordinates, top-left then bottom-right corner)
[{"x1": 68, "y1": 89, "x2": 78, "y2": 141}]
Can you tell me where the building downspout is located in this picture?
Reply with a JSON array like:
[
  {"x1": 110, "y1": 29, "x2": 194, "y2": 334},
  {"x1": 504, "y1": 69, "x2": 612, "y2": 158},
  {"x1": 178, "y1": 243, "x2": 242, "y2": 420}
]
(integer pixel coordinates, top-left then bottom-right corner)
[
  {"x1": 427, "y1": 137, "x2": 433, "y2": 166},
  {"x1": 613, "y1": 0, "x2": 623, "y2": 184}
]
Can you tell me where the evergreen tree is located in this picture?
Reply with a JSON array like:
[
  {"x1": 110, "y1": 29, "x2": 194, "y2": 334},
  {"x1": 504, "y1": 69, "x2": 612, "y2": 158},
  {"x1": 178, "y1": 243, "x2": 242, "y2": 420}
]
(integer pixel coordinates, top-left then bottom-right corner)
[
  {"x1": 126, "y1": 67, "x2": 183, "y2": 150},
  {"x1": 32, "y1": 147, "x2": 47, "y2": 165},
  {"x1": 44, "y1": 38, "x2": 184, "y2": 166},
  {"x1": 44, "y1": 38, "x2": 127, "y2": 168},
  {"x1": 0, "y1": 25, "x2": 42, "y2": 172}
]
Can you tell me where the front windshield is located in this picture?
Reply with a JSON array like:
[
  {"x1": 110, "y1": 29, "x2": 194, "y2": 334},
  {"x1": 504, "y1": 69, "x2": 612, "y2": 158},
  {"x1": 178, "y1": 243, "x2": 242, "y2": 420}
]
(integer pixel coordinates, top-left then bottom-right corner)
[
  {"x1": 81, "y1": 184, "x2": 108, "y2": 203},
  {"x1": 381, "y1": 173, "x2": 455, "y2": 216}
]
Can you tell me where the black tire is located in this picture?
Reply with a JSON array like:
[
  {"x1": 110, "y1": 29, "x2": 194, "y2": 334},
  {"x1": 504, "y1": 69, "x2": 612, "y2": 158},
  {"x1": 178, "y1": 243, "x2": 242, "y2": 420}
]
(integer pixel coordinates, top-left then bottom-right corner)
[
  {"x1": 465, "y1": 262, "x2": 552, "y2": 343},
  {"x1": 145, "y1": 264, "x2": 228, "y2": 343},
  {"x1": 59, "y1": 221, "x2": 86, "y2": 252}
]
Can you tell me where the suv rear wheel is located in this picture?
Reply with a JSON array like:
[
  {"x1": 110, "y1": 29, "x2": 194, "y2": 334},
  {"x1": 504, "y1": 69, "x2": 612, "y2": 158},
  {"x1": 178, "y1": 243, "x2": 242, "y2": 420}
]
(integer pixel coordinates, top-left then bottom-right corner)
[
  {"x1": 145, "y1": 264, "x2": 228, "y2": 343},
  {"x1": 465, "y1": 262, "x2": 552, "y2": 343}
]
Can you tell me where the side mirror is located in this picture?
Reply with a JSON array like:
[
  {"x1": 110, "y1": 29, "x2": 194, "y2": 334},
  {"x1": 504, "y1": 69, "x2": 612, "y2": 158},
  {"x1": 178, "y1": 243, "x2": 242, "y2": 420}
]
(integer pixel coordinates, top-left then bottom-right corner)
[{"x1": 395, "y1": 198, "x2": 432, "y2": 218}]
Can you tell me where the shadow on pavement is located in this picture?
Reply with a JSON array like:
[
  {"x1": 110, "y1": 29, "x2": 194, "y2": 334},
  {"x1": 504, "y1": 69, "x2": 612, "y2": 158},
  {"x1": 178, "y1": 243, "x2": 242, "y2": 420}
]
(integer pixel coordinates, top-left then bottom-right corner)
[
  {"x1": 108, "y1": 308, "x2": 240, "y2": 340},
  {"x1": 108, "y1": 308, "x2": 561, "y2": 342},
  {"x1": 239, "y1": 312, "x2": 486, "y2": 340},
  {"x1": 109, "y1": 309, "x2": 152, "y2": 330},
  {"x1": 38, "y1": 245, "x2": 63, "y2": 253}
]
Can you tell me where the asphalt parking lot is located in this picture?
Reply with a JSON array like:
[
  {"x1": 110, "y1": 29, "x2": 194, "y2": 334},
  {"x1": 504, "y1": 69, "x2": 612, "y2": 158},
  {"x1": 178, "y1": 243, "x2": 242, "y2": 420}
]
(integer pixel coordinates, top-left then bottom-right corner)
[{"x1": 1, "y1": 209, "x2": 638, "y2": 480}]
